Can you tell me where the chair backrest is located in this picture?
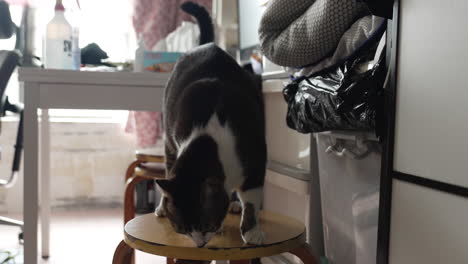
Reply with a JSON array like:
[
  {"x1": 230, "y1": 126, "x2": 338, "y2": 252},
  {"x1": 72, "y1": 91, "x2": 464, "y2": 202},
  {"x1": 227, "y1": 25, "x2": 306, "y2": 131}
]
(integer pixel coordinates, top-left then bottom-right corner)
[
  {"x1": 0, "y1": 0, "x2": 20, "y2": 113},
  {"x1": 0, "y1": 1, "x2": 23, "y2": 189},
  {"x1": 0, "y1": 0, "x2": 14, "y2": 39},
  {"x1": 0, "y1": 0, "x2": 18, "y2": 96},
  {"x1": 0, "y1": 51, "x2": 19, "y2": 111}
]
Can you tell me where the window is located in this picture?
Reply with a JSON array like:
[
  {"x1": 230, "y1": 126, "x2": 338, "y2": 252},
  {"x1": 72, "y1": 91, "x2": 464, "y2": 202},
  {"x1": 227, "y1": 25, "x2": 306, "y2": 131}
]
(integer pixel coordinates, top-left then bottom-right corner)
[
  {"x1": 1, "y1": 0, "x2": 137, "y2": 122},
  {"x1": 33, "y1": 0, "x2": 136, "y2": 62}
]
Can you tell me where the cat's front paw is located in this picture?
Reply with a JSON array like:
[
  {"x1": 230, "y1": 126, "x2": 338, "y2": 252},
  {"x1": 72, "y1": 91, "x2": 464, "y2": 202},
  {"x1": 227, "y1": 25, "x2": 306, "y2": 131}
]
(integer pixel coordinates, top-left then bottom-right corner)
[
  {"x1": 155, "y1": 205, "x2": 166, "y2": 217},
  {"x1": 242, "y1": 226, "x2": 264, "y2": 245}
]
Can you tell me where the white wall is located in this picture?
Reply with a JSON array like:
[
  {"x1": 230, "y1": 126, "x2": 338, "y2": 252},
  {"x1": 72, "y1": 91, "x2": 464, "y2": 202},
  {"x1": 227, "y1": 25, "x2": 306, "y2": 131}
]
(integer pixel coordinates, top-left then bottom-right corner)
[{"x1": 0, "y1": 121, "x2": 161, "y2": 214}]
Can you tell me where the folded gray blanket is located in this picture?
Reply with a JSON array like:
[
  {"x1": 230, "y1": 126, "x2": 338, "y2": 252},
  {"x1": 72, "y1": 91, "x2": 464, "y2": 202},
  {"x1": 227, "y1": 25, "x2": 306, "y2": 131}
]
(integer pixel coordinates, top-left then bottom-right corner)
[{"x1": 259, "y1": 0, "x2": 369, "y2": 67}]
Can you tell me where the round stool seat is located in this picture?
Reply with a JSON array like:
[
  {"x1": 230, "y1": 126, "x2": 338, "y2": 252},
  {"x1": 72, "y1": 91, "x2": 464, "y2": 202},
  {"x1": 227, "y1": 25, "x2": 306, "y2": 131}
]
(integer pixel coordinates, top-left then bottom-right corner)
[{"x1": 124, "y1": 211, "x2": 306, "y2": 260}]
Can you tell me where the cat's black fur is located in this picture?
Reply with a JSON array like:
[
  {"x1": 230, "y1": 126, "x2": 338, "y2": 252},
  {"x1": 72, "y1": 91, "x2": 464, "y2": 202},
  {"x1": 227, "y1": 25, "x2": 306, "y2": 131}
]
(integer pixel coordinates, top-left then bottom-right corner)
[
  {"x1": 180, "y1": 1, "x2": 214, "y2": 45},
  {"x1": 158, "y1": 134, "x2": 229, "y2": 235},
  {"x1": 154, "y1": 1, "x2": 266, "y2": 248},
  {"x1": 163, "y1": 43, "x2": 266, "y2": 188}
]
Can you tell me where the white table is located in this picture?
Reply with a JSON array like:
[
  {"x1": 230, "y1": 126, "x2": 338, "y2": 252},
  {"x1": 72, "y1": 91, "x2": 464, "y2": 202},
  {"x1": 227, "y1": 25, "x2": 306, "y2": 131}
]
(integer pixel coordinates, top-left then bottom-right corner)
[{"x1": 18, "y1": 68, "x2": 169, "y2": 264}]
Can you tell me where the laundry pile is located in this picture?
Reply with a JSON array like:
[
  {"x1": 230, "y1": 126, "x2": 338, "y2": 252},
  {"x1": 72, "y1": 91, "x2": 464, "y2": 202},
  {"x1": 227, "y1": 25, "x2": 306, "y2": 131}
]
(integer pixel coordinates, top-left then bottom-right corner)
[{"x1": 259, "y1": 0, "x2": 393, "y2": 138}]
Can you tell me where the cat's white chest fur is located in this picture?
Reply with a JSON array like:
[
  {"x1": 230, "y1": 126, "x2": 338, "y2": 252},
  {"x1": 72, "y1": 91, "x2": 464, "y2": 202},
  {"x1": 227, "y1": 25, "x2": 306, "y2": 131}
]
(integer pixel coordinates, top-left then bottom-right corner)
[{"x1": 176, "y1": 114, "x2": 243, "y2": 192}]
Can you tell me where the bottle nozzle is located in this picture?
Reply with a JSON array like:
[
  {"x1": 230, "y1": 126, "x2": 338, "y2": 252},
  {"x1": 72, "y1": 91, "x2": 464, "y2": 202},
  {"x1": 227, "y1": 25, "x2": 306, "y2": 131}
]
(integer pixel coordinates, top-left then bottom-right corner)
[{"x1": 55, "y1": 0, "x2": 65, "y2": 11}]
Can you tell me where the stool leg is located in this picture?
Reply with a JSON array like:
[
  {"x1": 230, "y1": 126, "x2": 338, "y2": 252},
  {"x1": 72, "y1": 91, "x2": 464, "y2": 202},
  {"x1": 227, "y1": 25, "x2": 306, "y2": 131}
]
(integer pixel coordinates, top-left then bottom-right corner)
[
  {"x1": 113, "y1": 240, "x2": 134, "y2": 264},
  {"x1": 124, "y1": 175, "x2": 148, "y2": 223},
  {"x1": 124, "y1": 176, "x2": 148, "y2": 264},
  {"x1": 289, "y1": 243, "x2": 319, "y2": 264},
  {"x1": 124, "y1": 160, "x2": 143, "y2": 224}
]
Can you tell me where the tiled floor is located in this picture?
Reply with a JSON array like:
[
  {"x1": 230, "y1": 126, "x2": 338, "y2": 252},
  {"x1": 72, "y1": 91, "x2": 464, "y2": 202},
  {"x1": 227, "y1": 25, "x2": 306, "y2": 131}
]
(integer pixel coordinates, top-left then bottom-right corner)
[{"x1": 0, "y1": 208, "x2": 165, "y2": 264}]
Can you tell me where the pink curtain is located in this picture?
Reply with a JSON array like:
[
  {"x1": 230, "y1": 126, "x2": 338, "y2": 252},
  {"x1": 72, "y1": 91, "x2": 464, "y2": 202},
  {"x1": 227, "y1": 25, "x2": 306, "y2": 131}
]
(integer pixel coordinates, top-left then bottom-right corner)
[
  {"x1": 127, "y1": 0, "x2": 212, "y2": 149},
  {"x1": 132, "y1": 0, "x2": 212, "y2": 49}
]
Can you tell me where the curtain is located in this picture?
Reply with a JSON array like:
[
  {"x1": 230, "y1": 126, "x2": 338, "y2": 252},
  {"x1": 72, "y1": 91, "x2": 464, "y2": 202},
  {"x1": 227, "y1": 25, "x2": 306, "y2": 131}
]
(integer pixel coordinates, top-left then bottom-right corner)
[{"x1": 126, "y1": 0, "x2": 212, "y2": 149}]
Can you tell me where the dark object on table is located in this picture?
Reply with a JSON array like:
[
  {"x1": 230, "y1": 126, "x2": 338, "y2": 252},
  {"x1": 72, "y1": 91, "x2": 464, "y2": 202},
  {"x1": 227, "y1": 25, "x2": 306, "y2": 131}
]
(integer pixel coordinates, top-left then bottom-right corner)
[
  {"x1": 283, "y1": 40, "x2": 387, "y2": 139},
  {"x1": 81, "y1": 42, "x2": 112, "y2": 66}
]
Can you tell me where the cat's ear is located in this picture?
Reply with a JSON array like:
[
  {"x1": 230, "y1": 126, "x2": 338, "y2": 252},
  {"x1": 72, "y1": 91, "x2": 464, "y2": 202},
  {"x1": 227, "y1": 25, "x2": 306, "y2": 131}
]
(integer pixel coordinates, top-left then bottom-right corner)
[{"x1": 155, "y1": 180, "x2": 175, "y2": 195}]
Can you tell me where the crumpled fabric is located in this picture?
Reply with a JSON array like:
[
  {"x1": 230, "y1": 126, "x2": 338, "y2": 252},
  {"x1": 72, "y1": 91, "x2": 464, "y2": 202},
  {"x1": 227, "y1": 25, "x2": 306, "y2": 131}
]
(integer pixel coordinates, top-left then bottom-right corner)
[
  {"x1": 153, "y1": 21, "x2": 200, "y2": 52},
  {"x1": 132, "y1": 0, "x2": 211, "y2": 49},
  {"x1": 283, "y1": 43, "x2": 386, "y2": 138},
  {"x1": 287, "y1": 15, "x2": 386, "y2": 78},
  {"x1": 259, "y1": 0, "x2": 369, "y2": 67}
]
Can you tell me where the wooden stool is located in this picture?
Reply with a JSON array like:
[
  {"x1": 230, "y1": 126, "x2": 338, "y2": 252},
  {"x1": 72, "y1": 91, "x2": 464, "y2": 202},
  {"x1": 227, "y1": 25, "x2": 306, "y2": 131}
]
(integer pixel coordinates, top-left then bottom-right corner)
[
  {"x1": 124, "y1": 153, "x2": 166, "y2": 223},
  {"x1": 124, "y1": 152, "x2": 166, "y2": 264},
  {"x1": 113, "y1": 211, "x2": 319, "y2": 264}
]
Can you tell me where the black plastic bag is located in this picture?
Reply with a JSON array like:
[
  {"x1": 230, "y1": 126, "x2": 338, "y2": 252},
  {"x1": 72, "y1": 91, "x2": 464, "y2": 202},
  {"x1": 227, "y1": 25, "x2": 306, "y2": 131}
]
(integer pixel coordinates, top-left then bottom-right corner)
[
  {"x1": 359, "y1": 0, "x2": 394, "y2": 19},
  {"x1": 283, "y1": 45, "x2": 386, "y2": 138}
]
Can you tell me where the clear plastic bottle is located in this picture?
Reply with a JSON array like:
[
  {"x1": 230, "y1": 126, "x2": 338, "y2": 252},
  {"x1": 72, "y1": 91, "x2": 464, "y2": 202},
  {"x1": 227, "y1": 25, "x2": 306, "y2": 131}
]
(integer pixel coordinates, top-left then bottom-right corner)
[
  {"x1": 69, "y1": 0, "x2": 82, "y2": 70},
  {"x1": 44, "y1": 0, "x2": 74, "y2": 70},
  {"x1": 134, "y1": 34, "x2": 146, "y2": 72},
  {"x1": 71, "y1": 27, "x2": 81, "y2": 70}
]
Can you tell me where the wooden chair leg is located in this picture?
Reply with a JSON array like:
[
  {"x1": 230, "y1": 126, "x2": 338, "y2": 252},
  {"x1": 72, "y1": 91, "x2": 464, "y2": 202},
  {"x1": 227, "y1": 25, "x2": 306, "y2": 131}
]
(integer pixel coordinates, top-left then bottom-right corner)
[
  {"x1": 123, "y1": 175, "x2": 150, "y2": 264},
  {"x1": 167, "y1": 258, "x2": 175, "y2": 264},
  {"x1": 289, "y1": 243, "x2": 319, "y2": 264},
  {"x1": 123, "y1": 160, "x2": 145, "y2": 264},
  {"x1": 125, "y1": 160, "x2": 142, "y2": 181},
  {"x1": 124, "y1": 175, "x2": 148, "y2": 224},
  {"x1": 124, "y1": 159, "x2": 144, "y2": 225},
  {"x1": 113, "y1": 240, "x2": 134, "y2": 264}
]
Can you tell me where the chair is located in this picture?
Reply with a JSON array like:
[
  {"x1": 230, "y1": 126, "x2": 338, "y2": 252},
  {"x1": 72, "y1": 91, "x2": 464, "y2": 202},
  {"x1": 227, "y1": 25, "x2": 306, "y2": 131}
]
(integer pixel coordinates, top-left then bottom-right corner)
[
  {"x1": 123, "y1": 152, "x2": 166, "y2": 263},
  {"x1": 121, "y1": 154, "x2": 319, "y2": 264},
  {"x1": 0, "y1": 0, "x2": 25, "y2": 241},
  {"x1": 124, "y1": 152, "x2": 166, "y2": 224},
  {"x1": 113, "y1": 211, "x2": 319, "y2": 264}
]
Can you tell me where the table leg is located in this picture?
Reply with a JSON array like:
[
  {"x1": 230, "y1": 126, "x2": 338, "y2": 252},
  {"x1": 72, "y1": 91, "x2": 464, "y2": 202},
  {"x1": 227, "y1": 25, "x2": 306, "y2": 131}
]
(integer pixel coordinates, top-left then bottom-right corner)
[
  {"x1": 24, "y1": 82, "x2": 40, "y2": 264},
  {"x1": 40, "y1": 109, "x2": 50, "y2": 258}
]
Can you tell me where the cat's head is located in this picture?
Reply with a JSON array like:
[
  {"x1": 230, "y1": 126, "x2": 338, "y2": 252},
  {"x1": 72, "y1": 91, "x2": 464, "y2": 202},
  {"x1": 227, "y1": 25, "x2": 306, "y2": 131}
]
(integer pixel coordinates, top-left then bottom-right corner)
[{"x1": 156, "y1": 135, "x2": 230, "y2": 247}]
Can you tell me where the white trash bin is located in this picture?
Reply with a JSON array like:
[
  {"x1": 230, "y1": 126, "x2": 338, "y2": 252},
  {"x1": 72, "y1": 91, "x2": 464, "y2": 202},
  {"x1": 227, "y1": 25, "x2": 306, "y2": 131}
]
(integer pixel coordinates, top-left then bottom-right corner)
[{"x1": 316, "y1": 132, "x2": 381, "y2": 264}]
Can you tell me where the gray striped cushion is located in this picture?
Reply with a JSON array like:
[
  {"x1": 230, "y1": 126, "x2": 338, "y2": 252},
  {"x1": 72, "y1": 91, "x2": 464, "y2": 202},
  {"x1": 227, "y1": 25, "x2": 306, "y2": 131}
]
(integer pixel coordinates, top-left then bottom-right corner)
[{"x1": 259, "y1": 0, "x2": 369, "y2": 67}]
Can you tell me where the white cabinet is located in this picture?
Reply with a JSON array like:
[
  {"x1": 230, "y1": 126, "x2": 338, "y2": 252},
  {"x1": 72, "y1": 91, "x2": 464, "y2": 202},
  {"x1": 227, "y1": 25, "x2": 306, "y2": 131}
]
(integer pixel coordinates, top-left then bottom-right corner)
[
  {"x1": 388, "y1": 0, "x2": 468, "y2": 262},
  {"x1": 389, "y1": 180, "x2": 468, "y2": 264},
  {"x1": 394, "y1": 0, "x2": 468, "y2": 188}
]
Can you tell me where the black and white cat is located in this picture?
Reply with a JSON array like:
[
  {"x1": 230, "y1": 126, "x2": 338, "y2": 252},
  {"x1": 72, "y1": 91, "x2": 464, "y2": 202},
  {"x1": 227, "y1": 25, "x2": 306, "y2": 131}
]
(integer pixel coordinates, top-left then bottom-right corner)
[
  {"x1": 153, "y1": 14, "x2": 267, "y2": 247},
  {"x1": 153, "y1": 1, "x2": 266, "y2": 248},
  {"x1": 155, "y1": 43, "x2": 266, "y2": 247}
]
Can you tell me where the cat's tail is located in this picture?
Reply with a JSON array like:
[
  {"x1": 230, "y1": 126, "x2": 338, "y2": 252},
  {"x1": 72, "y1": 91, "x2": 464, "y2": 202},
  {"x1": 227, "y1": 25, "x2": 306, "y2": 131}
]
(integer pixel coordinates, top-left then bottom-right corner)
[{"x1": 180, "y1": 1, "x2": 214, "y2": 45}]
